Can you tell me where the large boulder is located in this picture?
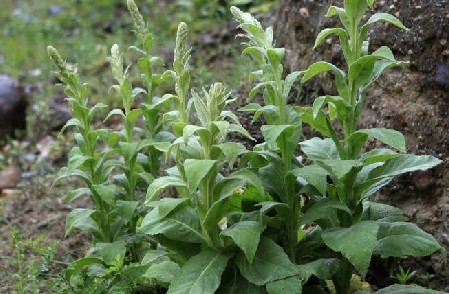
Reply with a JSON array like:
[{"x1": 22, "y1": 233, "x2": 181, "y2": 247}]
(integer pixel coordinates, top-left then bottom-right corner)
[{"x1": 0, "y1": 75, "x2": 26, "y2": 140}]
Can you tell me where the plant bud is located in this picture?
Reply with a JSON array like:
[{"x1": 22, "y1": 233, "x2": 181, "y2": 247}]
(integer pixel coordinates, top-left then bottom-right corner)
[
  {"x1": 127, "y1": 0, "x2": 147, "y2": 34},
  {"x1": 47, "y1": 46, "x2": 66, "y2": 72},
  {"x1": 230, "y1": 6, "x2": 244, "y2": 23},
  {"x1": 175, "y1": 22, "x2": 188, "y2": 58}
]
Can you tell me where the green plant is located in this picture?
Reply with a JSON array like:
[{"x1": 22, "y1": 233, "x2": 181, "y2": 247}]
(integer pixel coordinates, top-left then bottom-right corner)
[
  {"x1": 393, "y1": 266, "x2": 416, "y2": 285},
  {"x1": 48, "y1": 0, "x2": 446, "y2": 293}
]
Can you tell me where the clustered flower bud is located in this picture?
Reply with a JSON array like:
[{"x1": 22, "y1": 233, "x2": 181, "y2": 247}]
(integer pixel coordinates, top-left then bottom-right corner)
[
  {"x1": 127, "y1": 0, "x2": 148, "y2": 35},
  {"x1": 47, "y1": 46, "x2": 66, "y2": 72}
]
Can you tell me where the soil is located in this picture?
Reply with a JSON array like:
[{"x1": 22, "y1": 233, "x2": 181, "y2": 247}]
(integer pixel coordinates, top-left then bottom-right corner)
[{"x1": 274, "y1": 0, "x2": 449, "y2": 291}]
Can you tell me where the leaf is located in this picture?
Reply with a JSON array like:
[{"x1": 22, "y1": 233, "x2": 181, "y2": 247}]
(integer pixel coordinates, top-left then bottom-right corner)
[
  {"x1": 301, "y1": 61, "x2": 345, "y2": 84},
  {"x1": 104, "y1": 108, "x2": 125, "y2": 122},
  {"x1": 65, "y1": 257, "x2": 104, "y2": 280},
  {"x1": 141, "y1": 250, "x2": 169, "y2": 265},
  {"x1": 314, "y1": 28, "x2": 348, "y2": 49},
  {"x1": 119, "y1": 142, "x2": 138, "y2": 163},
  {"x1": 146, "y1": 176, "x2": 188, "y2": 201},
  {"x1": 148, "y1": 198, "x2": 189, "y2": 220},
  {"x1": 87, "y1": 241, "x2": 126, "y2": 266},
  {"x1": 300, "y1": 138, "x2": 340, "y2": 161},
  {"x1": 367, "y1": 154, "x2": 442, "y2": 180},
  {"x1": 361, "y1": 13, "x2": 408, "y2": 40},
  {"x1": 144, "y1": 260, "x2": 180, "y2": 285},
  {"x1": 375, "y1": 284, "x2": 446, "y2": 294},
  {"x1": 214, "y1": 142, "x2": 247, "y2": 167},
  {"x1": 236, "y1": 238, "x2": 298, "y2": 286},
  {"x1": 297, "y1": 258, "x2": 342, "y2": 282},
  {"x1": 283, "y1": 71, "x2": 302, "y2": 99},
  {"x1": 361, "y1": 202, "x2": 405, "y2": 222},
  {"x1": 319, "y1": 159, "x2": 361, "y2": 180},
  {"x1": 349, "y1": 128, "x2": 406, "y2": 153},
  {"x1": 65, "y1": 209, "x2": 100, "y2": 236},
  {"x1": 345, "y1": 0, "x2": 368, "y2": 26},
  {"x1": 65, "y1": 187, "x2": 91, "y2": 204},
  {"x1": 299, "y1": 198, "x2": 350, "y2": 226},
  {"x1": 116, "y1": 200, "x2": 138, "y2": 223},
  {"x1": 221, "y1": 221, "x2": 263, "y2": 264},
  {"x1": 360, "y1": 149, "x2": 400, "y2": 165},
  {"x1": 348, "y1": 55, "x2": 378, "y2": 89},
  {"x1": 140, "y1": 205, "x2": 205, "y2": 243},
  {"x1": 266, "y1": 275, "x2": 302, "y2": 294},
  {"x1": 167, "y1": 250, "x2": 231, "y2": 294},
  {"x1": 290, "y1": 165, "x2": 328, "y2": 195},
  {"x1": 93, "y1": 184, "x2": 117, "y2": 204},
  {"x1": 374, "y1": 222, "x2": 444, "y2": 258},
  {"x1": 297, "y1": 107, "x2": 332, "y2": 137},
  {"x1": 321, "y1": 221, "x2": 379, "y2": 276},
  {"x1": 184, "y1": 159, "x2": 217, "y2": 192}
]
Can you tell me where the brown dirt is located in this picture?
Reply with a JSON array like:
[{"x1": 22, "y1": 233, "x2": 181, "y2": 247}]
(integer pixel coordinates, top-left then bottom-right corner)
[{"x1": 275, "y1": 0, "x2": 449, "y2": 291}]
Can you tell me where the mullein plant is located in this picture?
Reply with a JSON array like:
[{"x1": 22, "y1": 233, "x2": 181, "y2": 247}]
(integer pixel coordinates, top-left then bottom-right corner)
[
  {"x1": 233, "y1": 2, "x2": 445, "y2": 293},
  {"x1": 293, "y1": 0, "x2": 444, "y2": 293}
]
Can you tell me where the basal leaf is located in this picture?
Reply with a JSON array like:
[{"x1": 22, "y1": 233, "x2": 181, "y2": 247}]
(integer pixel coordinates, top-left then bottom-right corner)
[
  {"x1": 321, "y1": 221, "x2": 379, "y2": 276},
  {"x1": 350, "y1": 128, "x2": 406, "y2": 153},
  {"x1": 374, "y1": 222, "x2": 444, "y2": 258},
  {"x1": 144, "y1": 260, "x2": 180, "y2": 285},
  {"x1": 361, "y1": 202, "x2": 405, "y2": 222},
  {"x1": 297, "y1": 258, "x2": 342, "y2": 282},
  {"x1": 167, "y1": 250, "x2": 231, "y2": 294},
  {"x1": 221, "y1": 221, "x2": 263, "y2": 264},
  {"x1": 319, "y1": 159, "x2": 361, "y2": 180}
]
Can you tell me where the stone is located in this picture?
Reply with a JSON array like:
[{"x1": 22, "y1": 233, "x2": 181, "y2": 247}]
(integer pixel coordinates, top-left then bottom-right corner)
[{"x1": 0, "y1": 75, "x2": 26, "y2": 140}]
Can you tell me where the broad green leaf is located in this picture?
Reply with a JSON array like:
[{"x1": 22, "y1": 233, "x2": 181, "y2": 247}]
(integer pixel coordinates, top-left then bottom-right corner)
[
  {"x1": 184, "y1": 159, "x2": 217, "y2": 192},
  {"x1": 322, "y1": 221, "x2": 379, "y2": 275},
  {"x1": 360, "y1": 149, "x2": 400, "y2": 165},
  {"x1": 65, "y1": 209, "x2": 100, "y2": 236},
  {"x1": 375, "y1": 284, "x2": 446, "y2": 294},
  {"x1": 374, "y1": 222, "x2": 444, "y2": 258},
  {"x1": 349, "y1": 128, "x2": 406, "y2": 153},
  {"x1": 297, "y1": 258, "x2": 342, "y2": 282},
  {"x1": 125, "y1": 108, "x2": 142, "y2": 127},
  {"x1": 290, "y1": 165, "x2": 328, "y2": 195},
  {"x1": 301, "y1": 61, "x2": 345, "y2": 84},
  {"x1": 141, "y1": 250, "x2": 169, "y2": 265},
  {"x1": 319, "y1": 159, "x2": 360, "y2": 180},
  {"x1": 146, "y1": 176, "x2": 188, "y2": 201},
  {"x1": 267, "y1": 48, "x2": 285, "y2": 69},
  {"x1": 221, "y1": 221, "x2": 263, "y2": 264},
  {"x1": 361, "y1": 202, "x2": 405, "y2": 222},
  {"x1": 257, "y1": 201, "x2": 290, "y2": 218},
  {"x1": 363, "y1": 59, "x2": 407, "y2": 90},
  {"x1": 314, "y1": 28, "x2": 348, "y2": 49},
  {"x1": 299, "y1": 198, "x2": 350, "y2": 226},
  {"x1": 214, "y1": 142, "x2": 247, "y2": 167},
  {"x1": 65, "y1": 257, "x2": 104, "y2": 280},
  {"x1": 116, "y1": 200, "x2": 138, "y2": 223},
  {"x1": 141, "y1": 205, "x2": 205, "y2": 243},
  {"x1": 300, "y1": 138, "x2": 340, "y2": 161},
  {"x1": 87, "y1": 241, "x2": 126, "y2": 266},
  {"x1": 105, "y1": 108, "x2": 125, "y2": 122},
  {"x1": 217, "y1": 272, "x2": 265, "y2": 294},
  {"x1": 144, "y1": 260, "x2": 180, "y2": 284},
  {"x1": 119, "y1": 142, "x2": 138, "y2": 163},
  {"x1": 297, "y1": 107, "x2": 331, "y2": 137},
  {"x1": 148, "y1": 198, "x2": 189, "y2": 220},
  {"x1": 65, "y1": 187, "x2": 91, "y2": 204},
  {"x1": 266, "y1": 275, "x2": 302, "y2": 294},
  {"x1": 261, "y1": 125, "x2": 292, "y2": 145},
  {"x1": 237, "y1": 238, "x2": 298, "y2": 286},
  {"x1": 344, "y1": 0, "x2": 368, "y2": 26},
  {"x1": 93, "y1": 184, "x2": 117, "y2": 204},
  {"x1": 361, "y1": 13, "x2": 408, "y2": 40},
  {"x1": 167, "y1": 250, "x2": 231, "y2": 294},
  {"x1": 367, "y1": 154, "x2": 442, "y2": 180},
  {"x1": 348, "y1": 55, "x2": 377, "y2": 89},
  {"x1": 60, "y1": 118, "x2": 82, "y2": 133}
]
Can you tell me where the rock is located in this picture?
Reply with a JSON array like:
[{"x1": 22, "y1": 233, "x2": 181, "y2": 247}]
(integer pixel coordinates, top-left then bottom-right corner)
[
  {"x1": 436, "y1": 64, "x2": 449, "y2": 86},
  {"x1": 0, "y1": 75, "x2": 26, "y2": 140},
  {"x1": 0, "y1": 166, "x2": 21, "y2": 190}
]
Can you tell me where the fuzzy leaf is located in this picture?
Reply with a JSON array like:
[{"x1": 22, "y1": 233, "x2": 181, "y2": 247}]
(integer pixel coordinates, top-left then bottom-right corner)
[
  {"x1": 167, "y1": 250, "x2": 231, "y2": 294},
  {"x1": 87, "y1": 241, "x2": 126, "y2": 266},
  {"x1": 184, "y1": 159, "x2": 217, "y2": 192},
  {"x1": 301, "y1": 138, "x2": 340, "y2": 161},
  {"x1": 290, "y1": 165, "x2": 328, "y2": 195},
  {"x1": 236, "y1": 238, "x2": 298, "y2": 286},
  {"x1": 266, "y1": 276, "x2": 302, "y2": 294},
  {"x1": 322, "y1": 221, "x2": 379, "y2": 276},
  {"x1": 221, "y1": 221, "x2": 263, "y2": 264},
  {"x1": 374, "y1": 222, "x2": 444, "y2": 258},
  {"x1": 297, "y1": 258, "x2": 342, "y2": 282},
  {"x1": 65, "y1": 209, "x2": 101, "y2": 236},
  {"x1": 299, "y1": 198, "x2": 351, "y2": 226},
  {"x1": 144, "y1": 260, "x2": 180, "y2": 284},
  {"x1": 145, "y1": 176, "x2": 188, "y2": 201},
  {"x1": 283, "y1": 71, "x2": 302, "y2": 99}
]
